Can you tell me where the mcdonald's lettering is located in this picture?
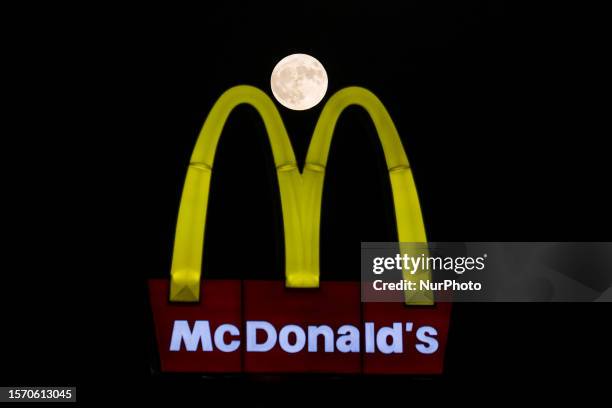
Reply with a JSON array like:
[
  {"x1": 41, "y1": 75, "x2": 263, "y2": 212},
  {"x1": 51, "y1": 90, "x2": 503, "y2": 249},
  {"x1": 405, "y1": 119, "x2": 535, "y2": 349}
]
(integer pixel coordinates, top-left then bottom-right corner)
[
  {"x1": 148, "y1": 85, "x2": 452, "y2": 374},
  {"x1": 169, "y1": 320, "x2": 439, "y2": 355}
]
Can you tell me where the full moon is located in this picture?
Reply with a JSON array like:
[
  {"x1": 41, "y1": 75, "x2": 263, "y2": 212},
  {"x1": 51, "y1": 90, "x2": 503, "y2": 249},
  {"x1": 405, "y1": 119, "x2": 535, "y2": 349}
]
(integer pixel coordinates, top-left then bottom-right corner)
[{"x1": 270, "y1": 53, "x2": 328, "y2": 110}]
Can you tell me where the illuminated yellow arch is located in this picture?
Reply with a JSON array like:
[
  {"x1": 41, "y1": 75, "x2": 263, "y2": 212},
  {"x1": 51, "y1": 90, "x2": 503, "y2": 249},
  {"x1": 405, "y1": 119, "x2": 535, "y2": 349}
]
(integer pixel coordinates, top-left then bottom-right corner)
[{"x1": 170, "y1": 85, "x2": 432, "y2": 305}]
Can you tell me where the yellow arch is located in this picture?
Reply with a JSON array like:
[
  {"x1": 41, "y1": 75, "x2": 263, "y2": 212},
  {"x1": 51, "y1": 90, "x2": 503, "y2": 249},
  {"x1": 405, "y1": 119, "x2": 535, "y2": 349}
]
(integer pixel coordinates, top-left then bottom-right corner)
[{"x1": 169, "y1": 85, "x2": 432, "y2": 305}]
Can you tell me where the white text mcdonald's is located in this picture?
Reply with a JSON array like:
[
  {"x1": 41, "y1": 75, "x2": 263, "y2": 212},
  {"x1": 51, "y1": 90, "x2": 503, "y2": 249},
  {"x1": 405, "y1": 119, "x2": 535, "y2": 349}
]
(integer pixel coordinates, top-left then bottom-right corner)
[
  {"x1": 169, "y1": 320, "x2": 439, "y2": 355},
  {"x1": 148, "y1": 86, "x2": 452, "y2": 374}
]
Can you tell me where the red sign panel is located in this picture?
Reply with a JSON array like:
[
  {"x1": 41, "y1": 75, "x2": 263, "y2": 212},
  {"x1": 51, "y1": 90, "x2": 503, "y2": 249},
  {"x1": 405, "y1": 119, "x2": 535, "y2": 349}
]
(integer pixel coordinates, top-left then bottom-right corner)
[{"x1": 149, "y1": 279, "x2": 451, "y2": 374}]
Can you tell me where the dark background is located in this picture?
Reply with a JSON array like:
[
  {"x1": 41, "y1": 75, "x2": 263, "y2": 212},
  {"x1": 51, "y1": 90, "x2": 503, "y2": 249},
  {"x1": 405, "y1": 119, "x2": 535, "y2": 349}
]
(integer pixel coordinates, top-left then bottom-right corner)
[{"x1": 2, "y1": 1, "x2": 610, "y2": 404}]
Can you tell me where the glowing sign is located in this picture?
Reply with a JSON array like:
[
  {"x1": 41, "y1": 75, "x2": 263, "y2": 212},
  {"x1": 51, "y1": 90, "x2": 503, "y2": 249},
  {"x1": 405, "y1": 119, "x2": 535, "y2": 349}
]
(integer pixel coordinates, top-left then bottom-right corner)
[{"x1": 148, "y1": 85, "x2": 450, "y2": 374}]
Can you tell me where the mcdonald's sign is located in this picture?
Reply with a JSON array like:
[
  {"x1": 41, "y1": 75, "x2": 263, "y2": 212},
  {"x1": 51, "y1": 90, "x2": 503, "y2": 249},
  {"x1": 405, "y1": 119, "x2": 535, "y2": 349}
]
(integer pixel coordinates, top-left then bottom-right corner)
[{"x1": 148, "y1": 85, "x2": 452, "y2": 374}]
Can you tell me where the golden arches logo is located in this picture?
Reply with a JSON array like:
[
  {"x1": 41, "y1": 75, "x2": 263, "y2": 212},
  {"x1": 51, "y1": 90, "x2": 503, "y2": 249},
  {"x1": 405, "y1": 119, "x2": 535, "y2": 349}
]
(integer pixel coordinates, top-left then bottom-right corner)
[{"x1": 169, "y1": 85, "x2": 432, "y2": 305}]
